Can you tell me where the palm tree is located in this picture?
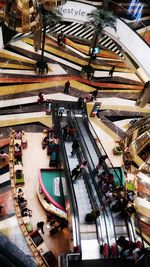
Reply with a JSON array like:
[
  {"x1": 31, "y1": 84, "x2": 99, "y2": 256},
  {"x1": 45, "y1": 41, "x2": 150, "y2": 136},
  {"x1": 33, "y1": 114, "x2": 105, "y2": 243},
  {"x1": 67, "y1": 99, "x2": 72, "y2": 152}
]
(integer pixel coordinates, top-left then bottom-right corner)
[
  {"x1": 35, "y1": 4, "x2": 62, "y2": 75},
  {"x1": 81, "y1": 8, "x2": 116, "y2": 79}
]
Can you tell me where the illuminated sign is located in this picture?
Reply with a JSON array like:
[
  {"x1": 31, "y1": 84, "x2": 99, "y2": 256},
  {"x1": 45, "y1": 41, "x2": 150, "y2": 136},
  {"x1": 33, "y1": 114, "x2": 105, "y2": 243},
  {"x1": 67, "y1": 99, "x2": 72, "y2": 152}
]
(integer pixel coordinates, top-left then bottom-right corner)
[{"x1": 128, "y1": 0, "x2": 143, "y2": 22}]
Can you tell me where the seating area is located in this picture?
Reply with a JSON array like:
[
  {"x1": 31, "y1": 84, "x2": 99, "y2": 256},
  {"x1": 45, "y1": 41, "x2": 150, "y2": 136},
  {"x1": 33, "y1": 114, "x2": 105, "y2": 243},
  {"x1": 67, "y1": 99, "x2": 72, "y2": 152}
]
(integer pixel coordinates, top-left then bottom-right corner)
[
  {"x1": 30, "y1": 230, "x2": 57, "y2": 266},
  {"x1": 42, "y1": 128, "x2": 60, "y2": 167},
  {"x1": 9, "y1": 130, "x2": 62, "y2": 267},
  {"x1": 15, "y1": 164, "x2": 24, "y2": 185}
]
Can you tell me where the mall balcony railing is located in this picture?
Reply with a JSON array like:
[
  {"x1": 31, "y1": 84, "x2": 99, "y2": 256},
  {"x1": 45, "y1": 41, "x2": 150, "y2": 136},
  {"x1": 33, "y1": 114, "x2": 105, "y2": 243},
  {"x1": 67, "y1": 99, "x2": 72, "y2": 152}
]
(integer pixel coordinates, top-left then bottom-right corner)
[{"x1": 73, "y1": 0, "x2": 150, "y2": 46}]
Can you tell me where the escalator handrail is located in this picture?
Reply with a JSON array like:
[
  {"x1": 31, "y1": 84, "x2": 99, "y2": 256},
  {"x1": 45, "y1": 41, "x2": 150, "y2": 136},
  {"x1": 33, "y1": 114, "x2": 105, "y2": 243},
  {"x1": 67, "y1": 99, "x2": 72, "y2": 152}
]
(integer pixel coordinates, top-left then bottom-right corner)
[
  {"x1": 84, "y1": 115, "x2": 125, "y2": 188},
  {"x1": 73, "y1": 109, "x2": 141, "y2": 253},
  {"x1": 70, "y1": 109, "x2": 111, "y2": 250},
  {"x1": 83, "y1": 113, "x2": 145, "y2": 245},
  {"x1": 67, "y1": 109, "x2": 108, "y2": 250},
  {"x1": 52, "y1": 105, "x2": 82, "y2": 256}
]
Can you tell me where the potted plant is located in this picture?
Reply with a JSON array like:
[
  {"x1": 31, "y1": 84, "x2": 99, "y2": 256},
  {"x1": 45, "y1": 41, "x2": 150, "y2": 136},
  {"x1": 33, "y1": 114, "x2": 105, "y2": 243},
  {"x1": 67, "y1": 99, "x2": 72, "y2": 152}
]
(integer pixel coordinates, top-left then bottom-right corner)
[
  {"x1": 35, "y1": 4, "x2": 62, "y2": 75},
  {"x1": 80, "y1": 65, "x2": 94, "y2": 80},
  {"x1": 81, "y1": 8, "x2": 116, "y2": 79},
  {"x1": 113, "y1": 146, "x2": 122, "y2": 155}
]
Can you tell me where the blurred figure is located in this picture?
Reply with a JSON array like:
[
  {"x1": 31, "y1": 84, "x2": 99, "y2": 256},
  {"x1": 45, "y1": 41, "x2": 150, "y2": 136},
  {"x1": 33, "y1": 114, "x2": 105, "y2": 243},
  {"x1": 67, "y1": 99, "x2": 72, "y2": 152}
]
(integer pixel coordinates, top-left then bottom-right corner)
[
  {"x1": 95, "y1": 155, "x2": 108, "y2": 172},
  {"x1": 91, "y1": 89, "x2": 98, "y2": 100},
  {"x1": 64, "y1": 80, "x2": 70, "y2": 94},
  {"x1": 85, "y1": 209, "x2": 101, "y2": 223},
  {"x1": 57, "y1": 32, "x2": 63, "y2": 46},
  {"x1": 109, "y1": 65, "x2": 115, "y2": 77},
  {"x1": 37, "y1": 221, "x2": 45, "y2": 234},
  {"x1": 80, "y1": 160, "x2": 88, "y2": 172},
  {"x1": 71, "y1": 139, "x2": 80, "y2": 155},
  {"x1": 68, "y1": 126, "x2": 76, "y2": 140},
  {"x1": 71, "y1": 165, "x2": 82, "y2": 181},
  {"x1": 38, "y1": 92, "x2": 46, "y2": 104},
  {"x1": 77, "y1": 97, "x2": 84, "y2": 109},
  {"x1": 21, "y1": 207, "x2": 32, "y2": 217},
  {"x1": 0, "y1": 151, "x2": 9, "y2": 162},
  {"x1": 62, "y1": 34, "x2": 66, "y2": 46},
  {"x1": 117, "y1": 236, "x2": 144, "y2": 263},
  {"x1": 14, "y1": 130, "x2": 23, "y2": 139},
  {"x1": 85, "y1": 93, "x2": 93, "y2": 102},
  {"x1": 14, "y1": 143, "x2": 21, "y2": 152},
  {"x1": 58, "y1": 106, "x2": 65, "y2": 117},
  {"x1": 62, "y1": 125, "x2": 68, "y2": 141}
]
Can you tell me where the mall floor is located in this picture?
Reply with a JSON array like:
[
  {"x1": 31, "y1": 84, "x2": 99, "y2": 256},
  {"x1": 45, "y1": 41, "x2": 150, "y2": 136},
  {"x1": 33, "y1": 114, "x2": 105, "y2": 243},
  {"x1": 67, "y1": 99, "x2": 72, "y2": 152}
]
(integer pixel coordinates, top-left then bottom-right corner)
[{"x1": 0, "y1": 26, "x2": 150, "y2": 267}]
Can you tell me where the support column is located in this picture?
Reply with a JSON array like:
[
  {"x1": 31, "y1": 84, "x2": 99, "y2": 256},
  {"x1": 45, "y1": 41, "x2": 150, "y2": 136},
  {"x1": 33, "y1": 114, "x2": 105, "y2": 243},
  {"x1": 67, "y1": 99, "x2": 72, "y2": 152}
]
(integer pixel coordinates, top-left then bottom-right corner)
[{"x1": 136, "y1": 83, "x2": 150, "y2": 108}]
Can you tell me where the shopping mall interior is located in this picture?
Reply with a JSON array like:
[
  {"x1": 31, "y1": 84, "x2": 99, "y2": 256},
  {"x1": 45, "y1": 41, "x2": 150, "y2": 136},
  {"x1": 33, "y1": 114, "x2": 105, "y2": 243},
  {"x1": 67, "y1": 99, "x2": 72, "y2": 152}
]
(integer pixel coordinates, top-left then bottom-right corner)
[{"x1": 0, "y1": 1, "x2": 150, "y2": 267}]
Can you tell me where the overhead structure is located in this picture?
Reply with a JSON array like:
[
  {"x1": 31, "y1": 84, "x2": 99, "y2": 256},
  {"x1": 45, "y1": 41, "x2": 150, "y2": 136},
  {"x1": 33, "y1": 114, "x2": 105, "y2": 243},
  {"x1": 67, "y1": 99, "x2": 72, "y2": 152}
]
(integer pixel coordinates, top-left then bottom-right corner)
[
  {"x1": 120, "y1": 116, "x2": 150, "y2": 174},
  {"x1": 3, "y1": 0, "x2": 65, "y2": 74},
  {"x1": 34, "y1": 0, "x2": 64, "y2": 75},
  {"x1": 4, "y1": 0, "x2": 40, "y2": 33},
  {"x1": 120, "y1": 116, "x2": 150, "y2": 240},
  {"x1": 42, "y1": 0, "x2": 66, "y2": 10}
]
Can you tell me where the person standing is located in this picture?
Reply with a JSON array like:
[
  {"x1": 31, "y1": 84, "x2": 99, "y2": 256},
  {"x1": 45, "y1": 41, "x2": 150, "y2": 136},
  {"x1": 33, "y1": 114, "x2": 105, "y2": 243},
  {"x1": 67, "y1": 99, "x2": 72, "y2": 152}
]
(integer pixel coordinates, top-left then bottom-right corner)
[
  {"x1": 58, "y1": 106, "x2": 65, "y2": 117},
  {"x1": 57, "y1": 32, "x2": 63, "y2": 46},
  {"x1": 68, "y1": 126, "x2": 76, "y2": 140},
  {"x1": 37, "y1": 221, "x2": 44, "y2": 234},
  {"x1": 37, "y1": 92, "x2": 45, "y2": 104},
  {"x1": 80, "y1": 160, "x2": 88, "y2": 174},
  {"x1": 71, "y1": 139, "x2": 80, "y2": 155},
  {"x1": 91, "y1": 89, "x2": 98, "y2": 100},
  {"x1": 77, "y1": 97, "x2": 84, "y2": 109},
  {"x1": 95, "y1": 155, "x2": 108, "y2": 172},
  {"x1": 71, "y1": 165, "x2": 82, "y2": 181},
  {"x1": 85, "y1": 209, "x2": 101, "y2": 223},
  {"x1": 85, "y1": 93, "x2": 93, "y2": 102},
  {"x1": 109, "y1": 65, "x2": 115, "y2": 77},
  {"x1": 62, "y1": 34, "x2": 66, "y2": 46},
  {"x1": 64, "y1": 80, "x2": 70, "y2": 94},
  {"x1": 62, "y1": 125, "x2": 68, "y2": 141}
]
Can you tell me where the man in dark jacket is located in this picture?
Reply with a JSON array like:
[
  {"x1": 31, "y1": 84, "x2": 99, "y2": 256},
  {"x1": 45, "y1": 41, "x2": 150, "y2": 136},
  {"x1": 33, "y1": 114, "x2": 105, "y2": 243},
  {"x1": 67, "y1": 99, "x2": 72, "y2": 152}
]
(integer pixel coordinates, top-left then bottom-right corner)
[
  {"x1": 71, "y1": 139, "x2": 80, "y2": 155},
  {"x1": 71, "y1": 165, "x2": 82, "y2": 181},
  {"x1": 64, "y1": 80, "x2": 70, "y2": 94}
]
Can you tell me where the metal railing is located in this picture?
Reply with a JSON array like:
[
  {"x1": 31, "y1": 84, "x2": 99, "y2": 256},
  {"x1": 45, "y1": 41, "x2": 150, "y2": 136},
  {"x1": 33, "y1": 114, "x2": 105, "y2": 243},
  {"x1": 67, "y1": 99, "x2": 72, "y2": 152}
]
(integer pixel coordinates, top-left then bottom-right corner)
[{"x1": 52, "y1": 103, "x2": 82, "y2": 257}]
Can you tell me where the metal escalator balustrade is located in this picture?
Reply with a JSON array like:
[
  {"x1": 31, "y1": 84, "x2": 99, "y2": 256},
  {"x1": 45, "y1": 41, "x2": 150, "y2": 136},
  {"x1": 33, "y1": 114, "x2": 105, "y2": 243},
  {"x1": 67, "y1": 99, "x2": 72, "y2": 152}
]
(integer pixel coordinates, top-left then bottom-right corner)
[
  {"x1": 52, "y1": 102, "x2": 145, "y2": 264},
  {"x1": 83, "y1": 115, "x2": 145, "y2": 250},
  {"x1": 72, "y1": 112, "x2": 115, "y2": 253},
  {"x1": 72, "y1": 108, "x2": 142, "y2": 257},
  {"x1": 66, "y1": 109, "x2": 103, "y2": 260},
  {"x1": 53, "y1": 103, "x2": 102, "y2": 260},
  {"x1": 69, "y1": 109, "x2": 110, "y2": 256},
  {"x1": 52, "y1": 103, "x2": 81, "y2": 259}
]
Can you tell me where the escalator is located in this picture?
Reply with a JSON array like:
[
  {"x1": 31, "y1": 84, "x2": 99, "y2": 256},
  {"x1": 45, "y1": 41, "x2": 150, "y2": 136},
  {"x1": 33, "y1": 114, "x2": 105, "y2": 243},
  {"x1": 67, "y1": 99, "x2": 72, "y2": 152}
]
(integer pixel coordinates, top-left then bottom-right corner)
[
  {"x1": 52, "y1": 101, "x2": 145, "y2": 267},
  {"x1": 71, "y1": 107, "x2": 139, "y2": 251},
  {"x1": 54, "y1": 106, "x2": 106, "y2": 260}
]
